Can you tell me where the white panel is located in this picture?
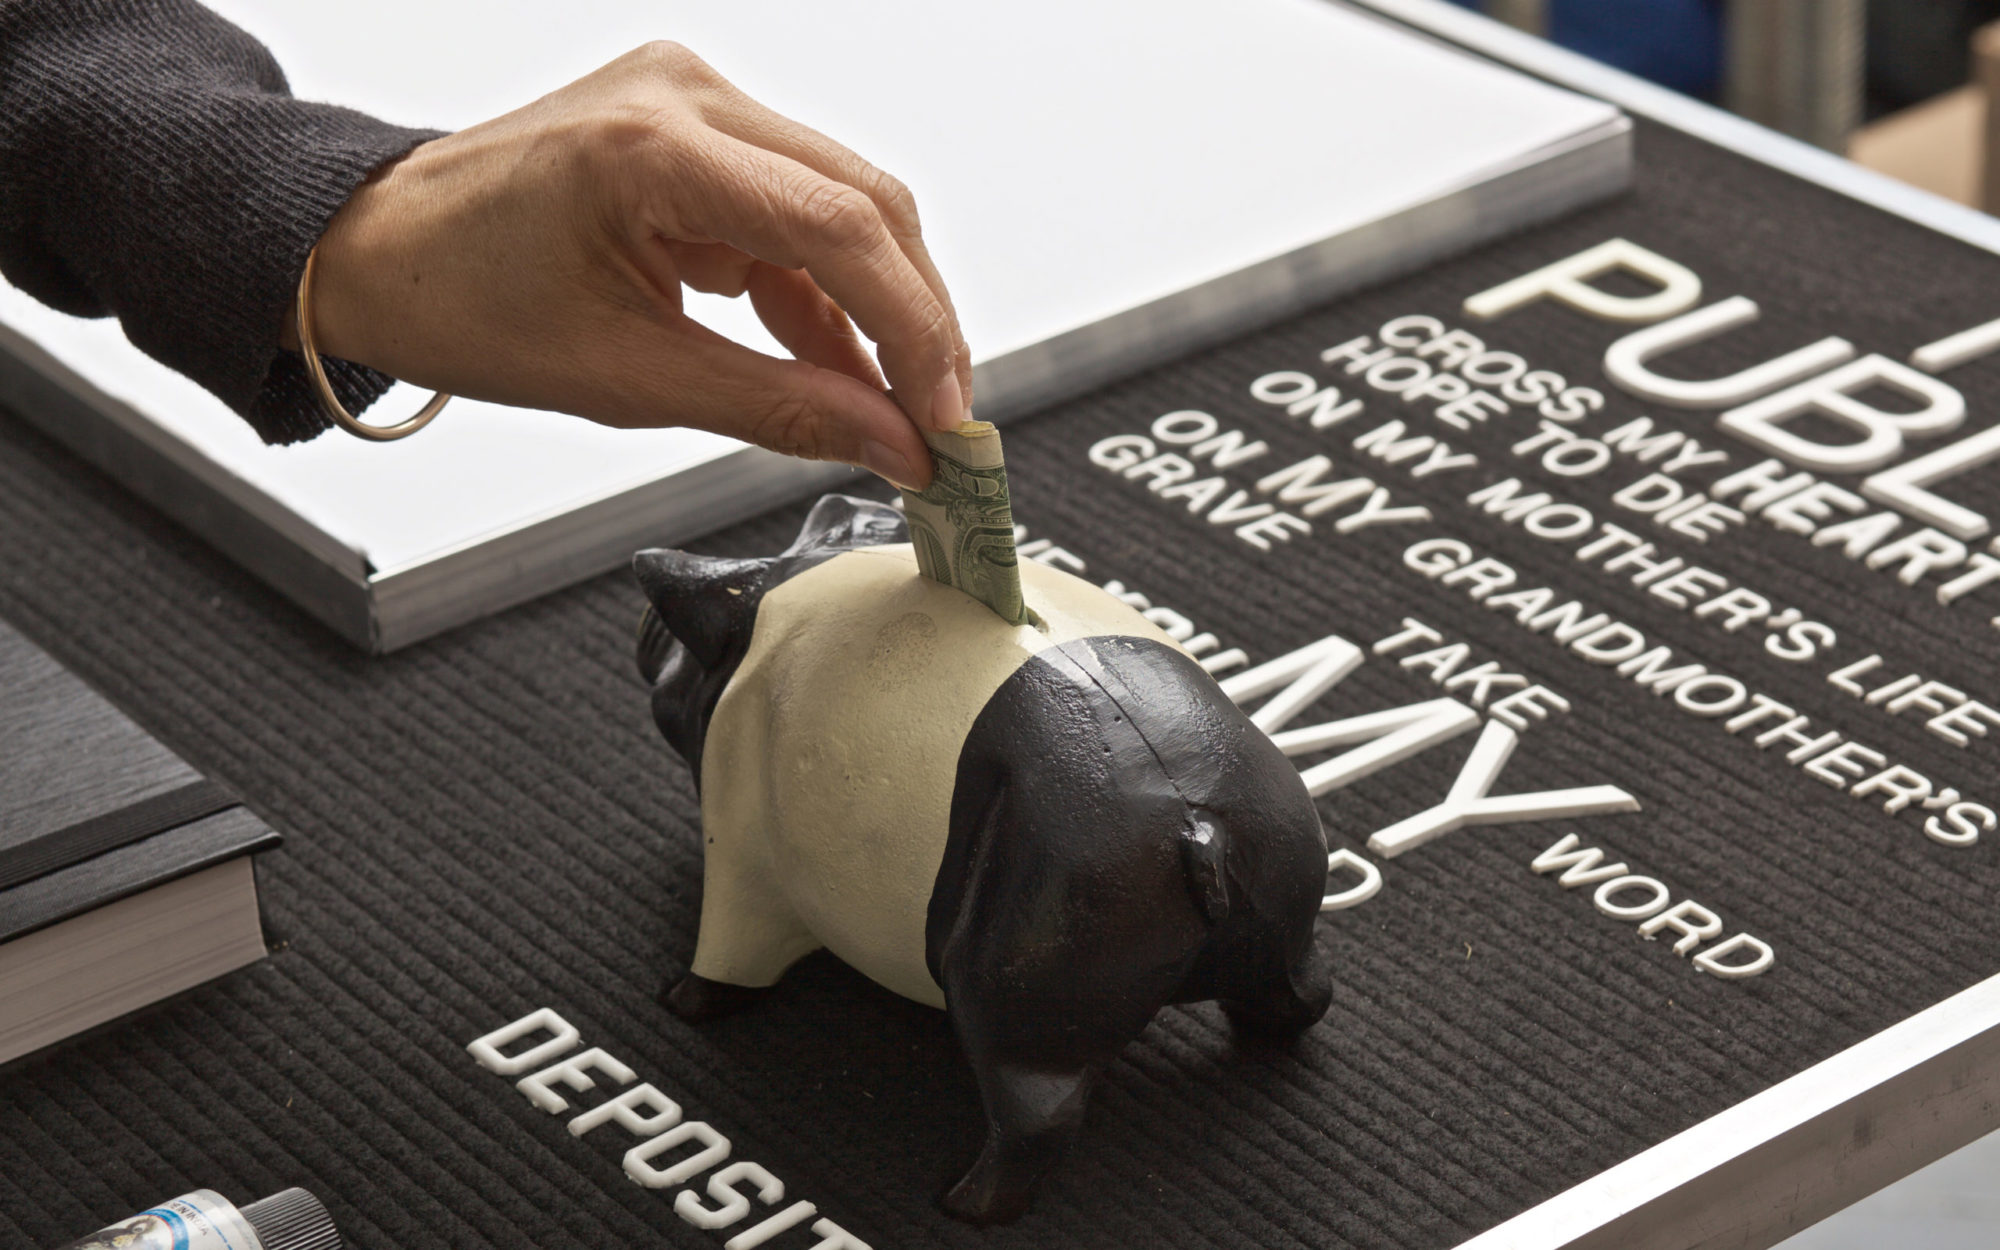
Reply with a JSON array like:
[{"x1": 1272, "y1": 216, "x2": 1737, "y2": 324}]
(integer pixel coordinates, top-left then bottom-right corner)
[{"x1": 0, "y1": 0, "x2": 1618, "y2": 573}]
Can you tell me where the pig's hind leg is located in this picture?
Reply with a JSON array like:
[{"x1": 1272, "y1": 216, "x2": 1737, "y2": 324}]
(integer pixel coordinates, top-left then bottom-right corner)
[
  {"x1": 940, "y1": 1049, "x2": 1103, "y2": 1226},
  {"x1": 929, "y1": 796, "x2": 1201, "y2": 1223},
  {"x1": 1219, "y1": 937, "x2": 1334, "y2": 1040},
  {"x1": 938, "y1": 946, "x2": 1197, "y2": 1224}
]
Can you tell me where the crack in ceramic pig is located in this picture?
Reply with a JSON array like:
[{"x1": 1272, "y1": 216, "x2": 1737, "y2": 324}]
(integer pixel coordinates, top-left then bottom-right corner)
[{"x1": 633, "y1": 495, "x2": 1334, "y2": 1224}]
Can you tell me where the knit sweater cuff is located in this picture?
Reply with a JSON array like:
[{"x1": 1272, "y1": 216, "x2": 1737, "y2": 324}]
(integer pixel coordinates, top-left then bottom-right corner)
[
  {"x1": 231, "y1": 115, "x2": 449, "y2": 445},
  {"x1": 99, "y1": 98, "x2": 448, "y2": 444},
  {"x1": 0, "y1": 0, "x2": 446, "y2": 444}
]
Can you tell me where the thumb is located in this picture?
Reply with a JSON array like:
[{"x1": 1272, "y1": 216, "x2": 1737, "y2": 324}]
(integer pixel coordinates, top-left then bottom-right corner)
[{"x1": 663, "y1": 318, "x2": 933, "y2": 490}]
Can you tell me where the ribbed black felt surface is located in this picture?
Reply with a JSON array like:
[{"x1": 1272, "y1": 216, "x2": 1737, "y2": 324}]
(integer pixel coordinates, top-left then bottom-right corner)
[{"x1": 5, "y1": 117, "x2": 2000, "y2": 1250}]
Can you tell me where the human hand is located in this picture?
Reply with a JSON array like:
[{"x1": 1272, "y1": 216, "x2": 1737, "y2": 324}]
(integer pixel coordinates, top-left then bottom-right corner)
[{"x1": 291, "y1": 41, "x2": 973, "y2": 488}]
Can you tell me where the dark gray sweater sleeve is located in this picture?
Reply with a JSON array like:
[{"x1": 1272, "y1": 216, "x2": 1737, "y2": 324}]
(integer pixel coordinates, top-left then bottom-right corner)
[{"x1": 0, "y1": 0, "x2": 446, "y2": 443}]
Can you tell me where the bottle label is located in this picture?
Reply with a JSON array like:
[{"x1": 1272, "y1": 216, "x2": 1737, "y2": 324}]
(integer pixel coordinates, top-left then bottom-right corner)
[{"x1": 61, "y1": 1190, "x2": 262, "y2": 1250}]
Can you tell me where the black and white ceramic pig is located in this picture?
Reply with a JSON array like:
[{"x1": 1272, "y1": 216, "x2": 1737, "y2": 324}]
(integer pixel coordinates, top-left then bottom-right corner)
[{"x1": 634, "y1": 495, "x2": 1332, "y2": 1224}]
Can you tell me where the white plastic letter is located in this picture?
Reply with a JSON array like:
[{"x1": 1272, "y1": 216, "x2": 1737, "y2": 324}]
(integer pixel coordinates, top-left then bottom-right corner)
[
  {"x1": 1591, "y1": 875, "x2": 1672, "y2": 921},
  {"x1": 1089, "y1": 435, "x2": 1153, "y2": 472},
  {"x1": 1638, "y1": 900, "x2": 1725, "y2": 955},
  {"x1": 804, "y1": 1217, "x2": 873, "y2": 1250},
  {"x1": 1860, "y1": 423, "x2": 2000, "y2": 541},
  {"x1": 569, "y1": 1083, "x2": 682, "y2": 1139},
  {"x1": 726, "y1": 1201, "x2": 821, "y2": 1249},
  {"x1": 515, "y1": 1047, "x2": 634, "y2": 1114},
  {"x1": 1274, "y1": 699, "x2": 1483, "y2": 796},
  {"x1": 1693, "y1": 934, "x2": 1776, "y2": 979},
  {"x1": 1719, "y1": 356, "x2": 1967, "y2": 474},
  {"x1": 675, "y1": 1160, "x2": 784, "y2": 1231},
  {"x1": 1321, "y1": 849, "x2": 1384, "y2": 911},
  {"x1": 1530, "y1": 833, "x2": 1629, "y2": 889},
  {"x1": 1152, "y1": 410, "x2": 1218, "y2": 445},
  {"x1": 1912, "y1": 316, "x2": 2000, "y2": 373},
  {"x1": 625, "y1": 1121, "x2": 730, "y2": 1190},
  {"x1": 1219, "y1": 635, "x2": 1365, "y2": 732},
  {"x1": 1603, "y1": 297, "x2": 1854, "y2": 408},
  {"x1": 1367, "y1": 722, "x2": 1641, "y2": 857},
  {"x1": 467, "y1": 1009, "x2": 580, "y2": 1076},
  {"x1": 1464, "y1": 239, "x2": 1702, "y2": 324}
]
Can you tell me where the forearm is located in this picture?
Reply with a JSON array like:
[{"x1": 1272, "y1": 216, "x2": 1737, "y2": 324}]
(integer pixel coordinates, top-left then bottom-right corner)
[{"x1": 0, "y1": 0, "x2": 443, "y2": 442}]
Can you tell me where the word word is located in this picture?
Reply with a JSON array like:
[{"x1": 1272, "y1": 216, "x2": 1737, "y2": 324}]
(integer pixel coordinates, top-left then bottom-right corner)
[
  {"x1": 1531, "y1": 834, "x2": 1775, "y2": 978},
  {"x1": 1828, "y1": 654, "x2": 2000, "y2": 752},
  {"x1": 467, "y1": 1010, "x2": 868, "y2": 1250},
  {"x1": 1468, "y1": 480, "x2": 1837, "y2": 654},
  {"x1": 1257, "y1": 316, "x2": 1606, "y2": 431},
  {"x1": 1088, "y1": 410, "x2": 1437, "y2": 551},
  {"x1": 1597, "y1": 416, "x2": 1734, "y2": 477},
  {"x1": 1371, "y1": 617, "x2": 1572, "y2": 729},
  {"x1": 1701, "y1": 459, "x2": 1996, "y2": 594},
  {"x1": 1218, "y1": 630, "x2": 1637, "y2": 858},
  {"x1": 1607, "y1": 472, "x2": 1748, "y2": 545},
  {"x1": 1408, "y1": 536, "x2": 1995, "y2": 845}
]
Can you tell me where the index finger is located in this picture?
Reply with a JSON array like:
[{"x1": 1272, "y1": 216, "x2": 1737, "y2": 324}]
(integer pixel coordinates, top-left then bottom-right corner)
[
  {"x1": 670, "y1": 134, "x2": 965, "y2": 431},
  {"x1": 692, "y1": 85, "x2": 973, "y2": 409}
]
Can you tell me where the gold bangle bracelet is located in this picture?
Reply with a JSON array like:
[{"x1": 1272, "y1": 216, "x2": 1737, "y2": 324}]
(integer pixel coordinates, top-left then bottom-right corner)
[{"x1": 293, "y1": 246, "x2": 450, "y2": 441}]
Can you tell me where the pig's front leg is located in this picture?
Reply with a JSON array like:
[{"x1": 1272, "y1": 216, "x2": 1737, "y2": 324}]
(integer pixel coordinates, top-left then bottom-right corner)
[{"x1": 671, "y1": 814, "x2": 821, "y2": 1009}]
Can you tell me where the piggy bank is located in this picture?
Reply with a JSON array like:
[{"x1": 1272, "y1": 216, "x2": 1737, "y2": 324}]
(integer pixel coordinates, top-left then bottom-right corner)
[{"x1": 634, "y1": 495, "x2": 1332, "y2": 1223}]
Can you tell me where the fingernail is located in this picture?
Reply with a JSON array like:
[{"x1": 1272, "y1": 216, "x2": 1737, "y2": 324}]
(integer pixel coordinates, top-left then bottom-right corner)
[
  {"x1": 860, "y1": 439, "x2": 924, "y2": 491},
  {"x1": 930, "y1": 370, "x2": 966, "y2": 431}
]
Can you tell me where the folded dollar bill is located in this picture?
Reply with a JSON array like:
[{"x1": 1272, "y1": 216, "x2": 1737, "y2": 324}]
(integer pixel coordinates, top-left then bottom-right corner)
[{"x1": 900, "y1": 421, "x2": 1033, "y2": 626}]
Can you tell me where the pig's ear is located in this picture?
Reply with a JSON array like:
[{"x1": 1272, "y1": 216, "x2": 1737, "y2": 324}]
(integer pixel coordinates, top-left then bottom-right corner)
[
  {"x1": 631, "y1": 550, "x2": 770, "y2": 671},
  {"x1": 785, "y1": 493, "x2": 909, "y2": 555}
]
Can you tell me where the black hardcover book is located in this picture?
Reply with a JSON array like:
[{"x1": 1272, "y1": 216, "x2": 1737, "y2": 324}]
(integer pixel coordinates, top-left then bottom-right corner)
[{"x1": 0, "y1": 619, "x2": 279, "y2": 1064}]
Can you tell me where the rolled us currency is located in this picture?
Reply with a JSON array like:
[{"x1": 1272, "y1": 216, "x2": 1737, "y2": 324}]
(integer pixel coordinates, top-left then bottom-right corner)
[{"x1": 900, "y1": 421, "x2": 1032, "y2": 625}]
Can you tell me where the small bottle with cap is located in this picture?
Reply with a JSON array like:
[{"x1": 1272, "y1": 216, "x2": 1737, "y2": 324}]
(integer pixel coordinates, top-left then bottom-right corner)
[{"x1": 56, "y1": 1187, "x2": 341, "y2": 1250}]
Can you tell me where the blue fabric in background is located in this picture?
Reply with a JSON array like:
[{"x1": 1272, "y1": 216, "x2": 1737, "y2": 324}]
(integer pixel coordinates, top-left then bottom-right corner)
[{"x1": 1445, "y1": 0, "x2": 1724, "y2": 99}]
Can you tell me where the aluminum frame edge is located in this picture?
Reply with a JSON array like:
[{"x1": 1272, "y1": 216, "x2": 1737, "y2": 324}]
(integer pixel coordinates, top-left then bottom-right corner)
[
  {"x1": 0, "y1": 320, "x2": 379, "y2": 649},
  {"x1": 1452, "y1": 969, "x2": 2000, "y2": 1249}
]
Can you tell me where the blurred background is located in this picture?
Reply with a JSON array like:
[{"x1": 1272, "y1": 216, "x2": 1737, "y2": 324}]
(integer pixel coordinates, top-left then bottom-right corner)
[
  {"x1": 1445, "y1": 2, "x2": 2000, "y2": 1244},
  {"x1": 1449, "y1": 0, "x2": 2000, "y2": 210}
]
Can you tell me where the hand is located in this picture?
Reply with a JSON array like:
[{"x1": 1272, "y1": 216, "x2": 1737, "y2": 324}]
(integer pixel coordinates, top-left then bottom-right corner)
[{"x1": 292, "y1": 41, "x2": 974, "y2": 489}]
